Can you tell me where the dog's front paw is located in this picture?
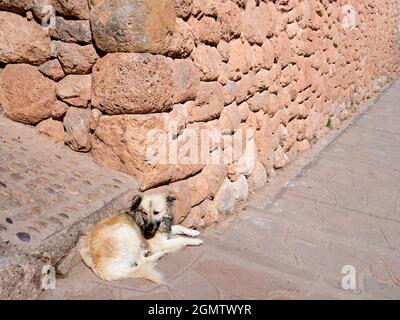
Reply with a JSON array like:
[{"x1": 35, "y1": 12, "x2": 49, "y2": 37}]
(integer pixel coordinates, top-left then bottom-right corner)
[
  {"x1": 191, "y1": 239, "x2": 203, "y2": 246},
  {"x1": 188, "y1": 229, "x2": 201, "y2": 237}
]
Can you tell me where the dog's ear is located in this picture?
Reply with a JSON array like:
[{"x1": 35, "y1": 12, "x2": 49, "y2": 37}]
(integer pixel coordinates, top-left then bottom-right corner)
[
  {"x1": 166, "y1": 193, "x2": 176, "y2": 205},
  {"x1": 130, "y1": 195, "x2": 142, "y2": 211}
]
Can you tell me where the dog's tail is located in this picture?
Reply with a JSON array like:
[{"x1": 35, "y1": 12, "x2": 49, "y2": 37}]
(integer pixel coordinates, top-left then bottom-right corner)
[{"x1": 128, "y1": 262, "x2": 165, "y2": 285}]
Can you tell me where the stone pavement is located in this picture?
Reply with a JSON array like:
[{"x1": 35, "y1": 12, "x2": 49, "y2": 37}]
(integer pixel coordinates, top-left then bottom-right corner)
[
  {"x1": 0, "y1": 116, "x2": 140, "y2": 299},
  {"x1": 41, "y1": 78, "x2": 400, "y2": 300}
]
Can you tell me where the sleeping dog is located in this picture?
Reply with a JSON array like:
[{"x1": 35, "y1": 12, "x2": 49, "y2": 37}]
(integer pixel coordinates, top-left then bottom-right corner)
[{"x1": 79, "y1": 193, "x2": 203, "y2": 284}]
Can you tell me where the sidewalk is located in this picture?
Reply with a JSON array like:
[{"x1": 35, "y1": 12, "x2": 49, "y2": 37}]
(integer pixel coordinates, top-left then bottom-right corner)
[{"x1": 40, "y1": 78, "x2": 400, "y2": 300}]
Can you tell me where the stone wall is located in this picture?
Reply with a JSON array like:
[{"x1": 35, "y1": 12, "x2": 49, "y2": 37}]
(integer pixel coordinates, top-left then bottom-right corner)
[{"x1": 0, "y1": 0, "x2": 399, "y2": 228}]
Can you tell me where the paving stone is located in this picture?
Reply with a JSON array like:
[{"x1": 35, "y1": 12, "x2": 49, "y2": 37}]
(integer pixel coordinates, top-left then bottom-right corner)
[
  {"x1": 364, "y1": 276, "x2": 400, "y2": 299},
  {"x1": 167, "y1": 270, "x2": 220, "y2": 300}
]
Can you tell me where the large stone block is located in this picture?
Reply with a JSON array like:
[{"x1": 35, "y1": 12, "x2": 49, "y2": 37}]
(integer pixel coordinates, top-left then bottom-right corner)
[
  {"x1": 0, "y1": 0, "x2": 34, "y2": 13},
  {"x1": 0, "y1": 64, "x2": 56, "y2": 125},
  {"x1": 92, "y1": 53, "x2": 174, "y2": 115},
  {"x1": 0, "y1": 11, "x2": 50, "y2": 65},
  {"x1": 89, "y1": 0, "x2": 176, "y2": 53},
  {"x1": 92, "y1": 114, "x2": 203, "y2": 190}
]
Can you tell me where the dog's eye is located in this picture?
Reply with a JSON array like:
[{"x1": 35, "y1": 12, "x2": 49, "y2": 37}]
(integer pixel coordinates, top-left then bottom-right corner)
[{"x1": 153, "y1": 211, "x2": 160, "y2": 215}]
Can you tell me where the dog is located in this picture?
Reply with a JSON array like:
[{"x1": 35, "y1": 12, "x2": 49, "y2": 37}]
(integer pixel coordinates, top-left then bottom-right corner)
[{"x1": 79, "y1": 193, "x2": 203, "y2": 284}]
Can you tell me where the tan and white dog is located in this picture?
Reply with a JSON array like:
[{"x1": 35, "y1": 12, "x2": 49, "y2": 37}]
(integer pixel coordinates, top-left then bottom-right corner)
[{"x1": 79, "y1": 193, "x2": 203, "y2": 284}]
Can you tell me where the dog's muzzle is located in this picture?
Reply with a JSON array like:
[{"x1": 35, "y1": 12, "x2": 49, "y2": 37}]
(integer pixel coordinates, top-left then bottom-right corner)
[{"x1": 143, "y1": 222, "x2": 160, "y2": 239}]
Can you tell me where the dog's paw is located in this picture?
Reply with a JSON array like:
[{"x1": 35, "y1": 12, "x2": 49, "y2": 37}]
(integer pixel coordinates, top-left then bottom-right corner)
[
  {"x1": 191, "y1": 238, "x2": 203, "y2": 246},
  {"x1": 187, "y1": 229, "x2": 201, "y2": 237}
]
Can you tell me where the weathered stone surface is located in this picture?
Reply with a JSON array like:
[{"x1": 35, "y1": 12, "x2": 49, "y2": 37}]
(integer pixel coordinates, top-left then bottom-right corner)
[
  {"x1": 55, "y1": 0, "x2": 90, "y2": 19},
  {"x1": 237, "y1": 102, "x2": 250, "y2": 122},
  {"x1": 50, "y1": 17, "x2": 92, "y2": 44},
  {"x1": 192, "y1": 0, "x2": 217, "y2": 17},
  {"x1": 188, "y1": 15, "x2": 220, "y2": 45},
  {"x1": 192, "y1": 44, "x2": 223, "y2": 81},
  {"x1": 172, "y1": 59, "x2": 200, "y2": 104},
  {"x1": 89, "y1": 108, "x2": 103, "y2": 131},
  {"x1": 274, "y1": 145, "x2": 289, "y2": 169},
  {"x1": 36, "y1": 118, "x2": 64, "y2": 143},
  {"x1": 248, "y1": 159, "x2": 268, "y2": 191},
  {"x1": 92, "y1": 114, "x2": 201, "y2": 190},
  {"x1": 0, "y1": 64, "x2": 56, "y2": 125},
  {"x1": 223, "y1": 80, "x2": 238, "y2": 105},
  {"x1": 296, "y1": 139, "x2": 311, "y2": 153},
  {"x1": 56, "y1": 42, "x2": 99, "y2": 75},
  {"x1": 219, "y1": 102, "x2": 242, "y2": 133},
  {"x1": 63, "y1": 107, "x2": 91, "y2": 152},
  {"x1": 38, "y1": 59, "x2": 65, "y2": 81},
  {"x1": 0, "y1": 0, "x2": 34, "y2": 13},
  {"x1": 217, "y1": 40, "x2": 230, "y2": 62},
  {"x1": 242, "y1": 0, "x2": 275, "y2": 44},
  {"x1": 189, "y1": 82, "x2": 224, "y2": 122},
  {"x1": 89, "y1": 0, "x2": 176, "y2": 54},
  {"x1": 92, "y1": 53, "x2": 174, "y2": 115},
  {"x1": 0, "y1": 11, "x2": 50, "y2": 65},
  {"x1": 169, "y1": 103, "x2": 189, "y2": 135},
  {"x1": 232, "y1": 137, "x2": 256, "y2": 177},
  {"x1": 235, "y1": 71, "x2": 257, "y2": 103},
  {"x1": 260, "y1": 39, "x2": 275, "y2": 70},
  {"x1": 247, "y1": 92, "x2": 265, "y2": 112},
  {"x1": 51, "y1": 100, "x2": 68, "y2": 120},
  {"x1": 214, "y1": 178, "x2": 235, "y2": 215},
  {"x1": 167, "y1": 18, "x2": 194, "y2": 58},
  {"x1": 227, "y1": 39, "x2": 251, "y2": 80},
  {"x1": 57, "y1": 75, "x2": 92, "y2": 107},
  {"x1": 232, "y1": 175, "x2": 249, "y2": 203},
  {"x1": 181, "y1": 205, "x2": 205, "y2": 229},
  {"x1": 217, "y1": 0, "x2": 242, "y2": 41},
  {"x1": 187, "y1": 164, "x2": 226, "y2": 206},
  {"x1": 173, "y1": 0, "x2": 192, "y2": 19}
]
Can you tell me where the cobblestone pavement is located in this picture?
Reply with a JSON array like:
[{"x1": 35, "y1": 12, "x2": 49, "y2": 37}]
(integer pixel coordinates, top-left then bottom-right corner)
[
  {"x1": 41, "y1": 79, "x2": 400, "y2": 300},
  {"x1": 0, "y1": 116, "x2": 139, "y2": 298}
]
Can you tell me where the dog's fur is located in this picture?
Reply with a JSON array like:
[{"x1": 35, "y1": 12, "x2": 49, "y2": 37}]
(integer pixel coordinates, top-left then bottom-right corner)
[{"x1": 79, "y1": 193, "x2": 203, "y2": 284}]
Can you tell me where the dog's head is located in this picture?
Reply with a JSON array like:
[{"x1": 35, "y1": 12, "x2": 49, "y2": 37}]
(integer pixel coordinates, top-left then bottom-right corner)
[{"x1": 130, "y1": 193, "x2": 176, "y2": 240}]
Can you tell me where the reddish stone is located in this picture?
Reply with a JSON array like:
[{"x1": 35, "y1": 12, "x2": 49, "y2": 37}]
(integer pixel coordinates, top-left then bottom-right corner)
[
  {"x1": 0, "y1": 64, "x2": 55, "y2": 125},
  {"x1": 0, "y1": 11, "x2": 50, "y2": 65},
  {"x1": 37, "y1": 118, "x2": 64, "y2": 143},
  {"x1": 92, "y1": 53, "x2": 174, "y2": 115}
]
